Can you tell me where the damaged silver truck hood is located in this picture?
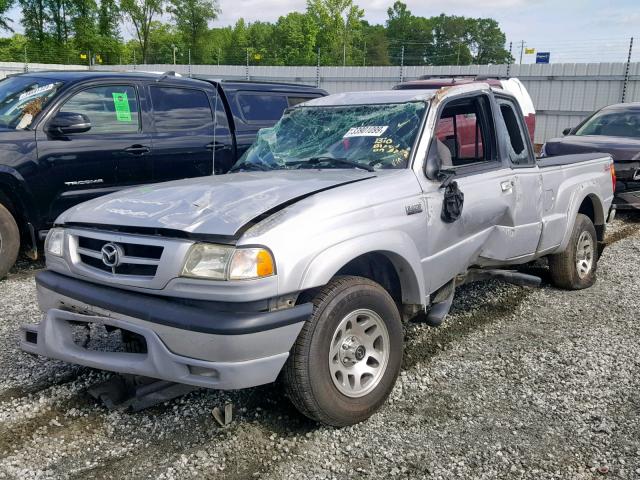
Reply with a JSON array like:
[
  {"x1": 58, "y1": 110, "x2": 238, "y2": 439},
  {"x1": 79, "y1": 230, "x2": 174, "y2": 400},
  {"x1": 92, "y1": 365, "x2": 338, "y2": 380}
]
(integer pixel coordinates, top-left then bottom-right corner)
[{"x1": 56, "y1": 170, "x2": 376, "y2": 237}]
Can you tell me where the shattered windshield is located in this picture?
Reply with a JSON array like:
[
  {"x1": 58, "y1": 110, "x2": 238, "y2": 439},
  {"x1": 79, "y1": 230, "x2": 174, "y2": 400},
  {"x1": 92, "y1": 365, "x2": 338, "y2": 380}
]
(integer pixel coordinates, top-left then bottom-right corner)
[
  {"x1": 0, "y1": 76, "x2": 64, "y2": 130},
  {"x1": 231, "y1": 101, "x2": 427, "y2": 172}
]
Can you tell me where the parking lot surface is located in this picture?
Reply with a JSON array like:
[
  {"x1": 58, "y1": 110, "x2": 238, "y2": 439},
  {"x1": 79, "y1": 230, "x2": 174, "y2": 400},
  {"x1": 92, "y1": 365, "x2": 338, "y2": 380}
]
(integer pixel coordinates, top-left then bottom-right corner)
[{"x1": 0, "y1": 215, "x2": 639, "y2": 479}]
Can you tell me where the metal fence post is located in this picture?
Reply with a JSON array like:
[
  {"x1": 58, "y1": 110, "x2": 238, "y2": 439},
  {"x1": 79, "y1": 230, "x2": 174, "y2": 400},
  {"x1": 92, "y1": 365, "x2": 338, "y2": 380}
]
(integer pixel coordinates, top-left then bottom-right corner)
[
  {"x1": 133, "y1": 50, "x2": 136, "y2": 70},
  {"x1": 316, "y1": 47, "x2": 320, "y2": 88},
  {"x1": 23, "y1": 45, "x2": 28, "y2": 72},
  {"x1": 399, "y1": 45, "x2": 405, "y2": 83},
  {"x1": 245, "y1": 48, "x2": 250, "y2": 80},
  {"x1": 506, "y1": 41, "x2": 513, "y2": 77},
  {"x1": 621, "y1": 37, "x2": 634, "y2": 103},
  {"x1": 188, "y1": 49, "x2": 192, "y2": 77}
]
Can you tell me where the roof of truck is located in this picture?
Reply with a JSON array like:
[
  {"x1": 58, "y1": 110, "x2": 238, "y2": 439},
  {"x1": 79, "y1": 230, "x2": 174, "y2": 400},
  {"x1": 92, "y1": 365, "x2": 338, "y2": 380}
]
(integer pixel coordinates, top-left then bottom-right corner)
[
  {"x1": 301, "y1": 89, "x2": 437, "y2": 107},
  {"x1": 10, "y1": 71, "x2": 327, "y2": 94}
]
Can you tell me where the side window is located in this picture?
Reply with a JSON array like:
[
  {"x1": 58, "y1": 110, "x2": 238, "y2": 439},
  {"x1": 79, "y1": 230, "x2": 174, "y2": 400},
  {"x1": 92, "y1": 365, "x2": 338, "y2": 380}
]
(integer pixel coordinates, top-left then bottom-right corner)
[
  {"x1": 435, "y1": 95, "x2": 494, "y2": 167},
  {"x1": 288, "y1": 96, "x2": 316, "y2": 107},
  {"x1": 59, "y1": 85, "x2": 139, "y2": 134},
  {"x1": 150, "y1": 87, "x2": 213, "y2": 131},
  {"x1": 212, "y1": 92, "x2": 229, "y2": 131},
  {"x1": 497, "y1": 98, "x2": 532, "y2": 165},
  {"x1": 237, "y1": 93, "x2": 288, "y2": 123}
]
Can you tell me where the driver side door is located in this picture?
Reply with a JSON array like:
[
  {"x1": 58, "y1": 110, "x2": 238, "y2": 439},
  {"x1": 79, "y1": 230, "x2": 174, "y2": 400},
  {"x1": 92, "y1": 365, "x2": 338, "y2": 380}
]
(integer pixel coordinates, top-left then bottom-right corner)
[{"x1": 35, "y1": 83, "x2": 150, "y2": 224}]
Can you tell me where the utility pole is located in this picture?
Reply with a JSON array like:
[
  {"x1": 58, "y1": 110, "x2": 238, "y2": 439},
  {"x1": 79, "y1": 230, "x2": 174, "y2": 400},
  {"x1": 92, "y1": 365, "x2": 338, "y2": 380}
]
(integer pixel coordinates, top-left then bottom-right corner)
[
  {"x1": 622, "y1": 37, "x2": 634, "y2": 103},
  {"x1": 399, "y1": 45, "x2": 405, "y2": 83},
  {"x1": 519, "y1": 40, "x2": 525, "y2": 65}
]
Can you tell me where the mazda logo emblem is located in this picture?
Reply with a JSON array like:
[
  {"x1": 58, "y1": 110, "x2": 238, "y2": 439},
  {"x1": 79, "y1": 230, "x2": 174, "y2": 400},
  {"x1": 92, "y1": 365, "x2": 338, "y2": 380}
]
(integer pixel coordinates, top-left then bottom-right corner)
[{"x1": 101, "y1": 243, "x2": 122, "y2": 268}]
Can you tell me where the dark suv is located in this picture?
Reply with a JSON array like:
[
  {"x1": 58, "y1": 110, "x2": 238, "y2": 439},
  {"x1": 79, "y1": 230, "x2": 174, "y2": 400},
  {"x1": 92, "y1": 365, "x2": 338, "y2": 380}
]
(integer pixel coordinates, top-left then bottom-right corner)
[{"x1": 0, "y1": 71, "x2": 326, "y2": 277}]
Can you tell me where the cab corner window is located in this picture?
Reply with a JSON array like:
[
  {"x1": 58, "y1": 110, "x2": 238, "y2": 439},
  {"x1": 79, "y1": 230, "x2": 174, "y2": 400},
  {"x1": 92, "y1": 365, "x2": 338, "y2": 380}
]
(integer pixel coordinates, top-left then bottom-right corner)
[
  {"x1": 498, "y1": 99, "x2": 532, "y2": 165},
  {"x1": 59, "y1": 85, "x2": 139, "y2": 134},
  {"x1": 435, "y1": 95, "x2": 494, "y2": 168},
  {"x1": 150, "y1": 86, "x2": 214, "y2": 132},
  {"x1": 237, "y1": 93, "x2": 288, "y2": 123}
]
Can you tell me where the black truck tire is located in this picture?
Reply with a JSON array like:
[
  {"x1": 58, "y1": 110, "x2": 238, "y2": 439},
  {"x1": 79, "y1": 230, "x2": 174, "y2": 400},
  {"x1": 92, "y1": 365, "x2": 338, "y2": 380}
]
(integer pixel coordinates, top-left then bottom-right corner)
[
  {"x1": 0, "y1": 202, "x2": 19, "y2": 279},
  {"x1": 282, "y1": 276, "x2": 403, "y2": 427},
  {"x1": 548, "y1": 213, "x2": 598, "y2": 290}
]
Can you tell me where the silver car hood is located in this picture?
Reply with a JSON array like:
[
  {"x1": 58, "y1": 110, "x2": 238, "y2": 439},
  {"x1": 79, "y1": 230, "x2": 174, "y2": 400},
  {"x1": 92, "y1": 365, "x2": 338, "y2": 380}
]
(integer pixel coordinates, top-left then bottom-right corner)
[{"x1": 57, "y1": 170, "x2": 376, "y2": 238}]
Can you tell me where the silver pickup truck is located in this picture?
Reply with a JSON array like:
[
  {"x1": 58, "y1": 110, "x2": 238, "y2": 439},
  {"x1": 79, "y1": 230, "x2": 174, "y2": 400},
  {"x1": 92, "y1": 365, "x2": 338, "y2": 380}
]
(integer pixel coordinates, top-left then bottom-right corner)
[{"x1": 21, "y1": 84, "x2": 615, "y2": 426}]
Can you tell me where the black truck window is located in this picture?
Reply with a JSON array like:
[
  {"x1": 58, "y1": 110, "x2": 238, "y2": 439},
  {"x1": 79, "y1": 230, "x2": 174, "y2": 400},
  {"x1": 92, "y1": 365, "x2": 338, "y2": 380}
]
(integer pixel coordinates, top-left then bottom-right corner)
[
  {"x1": 237, "y1": 93, "x2": 288, "y2": 123},
  {"x1": 150, "y1": 87, "x2": 214, "y2": 131},
  {"x1": 59, "y1": 85, "x2": 139, "y2": 134}
]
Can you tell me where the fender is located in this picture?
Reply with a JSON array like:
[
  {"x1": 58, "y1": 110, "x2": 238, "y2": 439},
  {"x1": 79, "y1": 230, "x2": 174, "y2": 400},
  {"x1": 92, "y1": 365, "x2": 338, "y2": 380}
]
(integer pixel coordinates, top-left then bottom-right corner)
[
  {"x1": 0, "y1": 167, "x2": 40, "y2": 232},
  {"x1": 299, "y1": 230, "x2": 426, "y2": 306},
  {"x1": 557, "y1": 188, "x2": 606, "y2": 253}
]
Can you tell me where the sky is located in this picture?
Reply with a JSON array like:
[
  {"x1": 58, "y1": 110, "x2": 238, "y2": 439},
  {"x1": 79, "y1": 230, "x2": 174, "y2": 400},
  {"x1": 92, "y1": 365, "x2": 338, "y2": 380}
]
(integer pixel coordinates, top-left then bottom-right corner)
[{"x1": 4, "y1": 0, "x2": 640, "y2": 63}]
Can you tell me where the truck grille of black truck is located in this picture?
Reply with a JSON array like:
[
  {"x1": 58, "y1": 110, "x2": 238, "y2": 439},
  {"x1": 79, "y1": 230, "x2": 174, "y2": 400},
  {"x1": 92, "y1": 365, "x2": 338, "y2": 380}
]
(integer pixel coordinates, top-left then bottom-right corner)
[{"x1": 76, "y1": 236, "x2": 163, "y2": 277}]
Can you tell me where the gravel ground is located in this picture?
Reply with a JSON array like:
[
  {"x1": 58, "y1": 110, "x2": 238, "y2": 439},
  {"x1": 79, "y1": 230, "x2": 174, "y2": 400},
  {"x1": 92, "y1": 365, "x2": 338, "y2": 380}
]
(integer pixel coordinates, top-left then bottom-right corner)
[{"x1": 0, "y1": 215, "x2": 639, "y2": 480}]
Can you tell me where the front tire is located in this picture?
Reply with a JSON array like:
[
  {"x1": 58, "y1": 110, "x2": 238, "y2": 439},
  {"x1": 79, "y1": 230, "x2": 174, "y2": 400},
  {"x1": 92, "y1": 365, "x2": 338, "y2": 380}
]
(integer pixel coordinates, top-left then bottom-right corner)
[
  {"x1": 282, "y1": 276, "x2": 403, "y2": 426},
  {"x1": 0, "y1": 202, "x2": 20, "y2": 279},
  {"x1": 548, "y1": 213, "x2": 598, "y2": 290}
]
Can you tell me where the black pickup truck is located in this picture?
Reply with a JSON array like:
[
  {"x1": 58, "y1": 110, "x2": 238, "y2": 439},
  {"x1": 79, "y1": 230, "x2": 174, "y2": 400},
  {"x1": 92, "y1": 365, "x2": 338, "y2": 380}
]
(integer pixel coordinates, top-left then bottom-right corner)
[{"x1": 0, "y1": 71, "x2": 326, "y2": 277}]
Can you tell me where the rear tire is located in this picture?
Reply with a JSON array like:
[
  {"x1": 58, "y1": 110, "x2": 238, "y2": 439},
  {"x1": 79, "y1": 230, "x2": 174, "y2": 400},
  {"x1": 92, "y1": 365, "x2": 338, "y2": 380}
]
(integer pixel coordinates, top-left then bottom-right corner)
[
  {"x1": 548, "y1": 213, "x2": 597, "y2": 290},
  {"x1": 0, "y1": 202, "x2": 20, "y2": 279},
  {"x1": 282, "y1": 276, "x2": 403, "y2": 427}
]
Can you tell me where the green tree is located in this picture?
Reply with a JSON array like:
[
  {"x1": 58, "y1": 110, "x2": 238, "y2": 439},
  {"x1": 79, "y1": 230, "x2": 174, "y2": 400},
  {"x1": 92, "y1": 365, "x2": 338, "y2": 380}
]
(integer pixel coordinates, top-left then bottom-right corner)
[
  {"x1": 119, "y1": 0, "x2": 163, "y2": 63},
  {"x1": 361, "y1": 21, "x2": 388, "y2": 66},
  {"x1": 20, "y1": 0, "x2": 47, "y2": 43},
  {"x1": 166, "y1": 0, "x2": 219, "y2": 63},
  {"x1": 97, "y1": 0, "x2": 119, "y2": 37},
  {"x1": 386, "y1": 1, "x2": 432, "y2": 66},
  {"x1": 273, "y1": 12, "x2": 318, "y2": 66},
  {"x1": 426, "y1": 14, "x2": 472, "y2": 66},
  {"x1": 0, "y1": 0, "x2": 14, "y2": 32},
  {"x1": 307, "y1": 0, "x2": 364, "y2": 65},
  {"x1": 467, "y1": 17, "x2": 511, "y2": 64}
]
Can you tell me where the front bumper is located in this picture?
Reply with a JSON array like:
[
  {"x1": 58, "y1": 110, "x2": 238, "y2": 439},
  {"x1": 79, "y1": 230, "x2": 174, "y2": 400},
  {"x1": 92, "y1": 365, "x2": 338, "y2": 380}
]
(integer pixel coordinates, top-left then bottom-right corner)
[
  {"x1": 614, "y1": 162, "x2": 640, "y2": 210},
  {"x1": 21, "y1": 271, "x2": 311, "y2": 390}
]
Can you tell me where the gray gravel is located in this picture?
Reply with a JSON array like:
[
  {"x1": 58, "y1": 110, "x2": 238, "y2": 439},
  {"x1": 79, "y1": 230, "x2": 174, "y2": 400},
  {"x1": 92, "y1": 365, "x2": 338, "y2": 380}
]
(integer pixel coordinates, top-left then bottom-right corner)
[{"x1": 0, "y1": 215, "x2": 639, "y2": 479}]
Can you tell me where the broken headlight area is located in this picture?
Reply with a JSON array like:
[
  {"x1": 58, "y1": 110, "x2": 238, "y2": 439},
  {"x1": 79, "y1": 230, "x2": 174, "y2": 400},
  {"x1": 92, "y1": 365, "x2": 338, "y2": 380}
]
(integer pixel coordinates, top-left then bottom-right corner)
[{"x1": 68, "y1": 321, "x2": 147, "y2": 354}]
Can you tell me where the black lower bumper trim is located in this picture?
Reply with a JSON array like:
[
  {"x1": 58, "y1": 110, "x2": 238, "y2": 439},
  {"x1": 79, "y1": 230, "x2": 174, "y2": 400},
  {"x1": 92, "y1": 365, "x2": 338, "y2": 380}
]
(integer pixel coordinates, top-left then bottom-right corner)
[{"x1": 36, "y1": 271, "x2": 312, "y2": 336}]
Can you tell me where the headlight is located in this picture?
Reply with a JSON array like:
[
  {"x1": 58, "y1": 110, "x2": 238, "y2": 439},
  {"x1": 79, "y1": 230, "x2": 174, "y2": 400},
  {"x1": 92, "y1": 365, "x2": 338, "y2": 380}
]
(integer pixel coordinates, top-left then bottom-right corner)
[
  {"x1": 45, "y1": 228, "x2": 64, "y2": 257},
  {"x1": 181, "y1": 243, "x2": 234, "y2": 279},
  {"x1": 181, "y1": 244, "x2": 275, "y2": 280}
]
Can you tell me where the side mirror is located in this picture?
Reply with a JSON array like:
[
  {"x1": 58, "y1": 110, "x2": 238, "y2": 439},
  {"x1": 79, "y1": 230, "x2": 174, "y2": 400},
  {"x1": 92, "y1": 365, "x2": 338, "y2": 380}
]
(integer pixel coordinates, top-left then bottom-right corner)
[
  {"x1": 47, "y1": 111, "x2": 91, "y2": 135},
  {"x1": 424, "y1": 140, "x2": 442, "y2": 180},
  {"x1": 562, "y1": 127, "x2": 572, "y2": 136}
]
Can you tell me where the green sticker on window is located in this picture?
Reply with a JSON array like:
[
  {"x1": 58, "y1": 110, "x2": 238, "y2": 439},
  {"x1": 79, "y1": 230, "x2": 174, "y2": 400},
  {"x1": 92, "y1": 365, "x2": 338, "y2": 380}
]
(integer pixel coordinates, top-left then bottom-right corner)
[{"x1": 112, "y1": 92, "x2": 132, "y2": 122}]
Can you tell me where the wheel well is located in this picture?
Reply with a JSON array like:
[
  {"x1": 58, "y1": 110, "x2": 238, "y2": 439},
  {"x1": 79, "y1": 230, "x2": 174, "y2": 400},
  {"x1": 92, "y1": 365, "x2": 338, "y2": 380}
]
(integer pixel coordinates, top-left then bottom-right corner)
[
  {"x1": 0, "y1": 186, "x2": 27, "y2": 243},
  {"x1": 334, "y1": 252, "x2": 402, "y2": 305},
  {"x1": 578, "y1": 195, "x2": 605, "y2": 242}
]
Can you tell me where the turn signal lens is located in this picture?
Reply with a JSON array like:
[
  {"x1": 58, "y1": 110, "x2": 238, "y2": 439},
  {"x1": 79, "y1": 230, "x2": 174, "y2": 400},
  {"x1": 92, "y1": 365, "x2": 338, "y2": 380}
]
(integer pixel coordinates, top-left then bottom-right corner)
[
  {"x1": 229, "y1": 248, "x2": 275, "y2": 280},
  {"x1": 45, "y1": 228, "x2": 65, "y2": 257}
]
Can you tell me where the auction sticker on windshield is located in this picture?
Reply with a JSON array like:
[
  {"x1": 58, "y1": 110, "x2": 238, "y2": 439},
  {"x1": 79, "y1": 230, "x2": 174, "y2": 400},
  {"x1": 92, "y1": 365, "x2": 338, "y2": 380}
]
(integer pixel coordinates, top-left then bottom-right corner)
[
  {"x1": 18, "y1": 83, "x2": 55, "y2": 101},
  {"x1": 343, "y1": 126, "x2": 388, "y2": 138},
  {"x1": 112, "y1": 92, "x2": 132, "y2": 122}
]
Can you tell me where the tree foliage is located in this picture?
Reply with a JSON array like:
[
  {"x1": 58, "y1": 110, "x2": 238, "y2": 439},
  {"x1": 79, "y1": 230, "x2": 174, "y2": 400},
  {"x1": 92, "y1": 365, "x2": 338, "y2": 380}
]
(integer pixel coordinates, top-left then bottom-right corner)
[{"x1": 4, "y1": 0, "x2": 512, "y2": 66}]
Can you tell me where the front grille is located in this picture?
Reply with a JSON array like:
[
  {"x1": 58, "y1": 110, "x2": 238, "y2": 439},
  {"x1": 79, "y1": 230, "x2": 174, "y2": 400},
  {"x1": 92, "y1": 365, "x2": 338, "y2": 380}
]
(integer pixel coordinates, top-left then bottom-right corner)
[{"x1": 76, "y1": 235, "x2": 164, "y2": 277}]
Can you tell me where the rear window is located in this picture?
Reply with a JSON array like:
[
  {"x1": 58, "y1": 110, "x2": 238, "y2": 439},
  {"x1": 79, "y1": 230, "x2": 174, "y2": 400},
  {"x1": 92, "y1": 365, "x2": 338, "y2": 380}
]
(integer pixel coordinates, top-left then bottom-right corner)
[
  {"x1": 150, "y1": 86, "x2": 213, "y2": 131},
  {"x1": 237, "y1": 93, "x2": 288, "y2": 123}
]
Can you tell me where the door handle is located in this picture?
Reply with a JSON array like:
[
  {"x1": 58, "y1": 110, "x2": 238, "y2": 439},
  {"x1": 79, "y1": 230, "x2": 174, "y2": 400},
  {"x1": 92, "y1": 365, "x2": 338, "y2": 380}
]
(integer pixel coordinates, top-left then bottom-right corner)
[
  {"x1": 206, "y1": 142, "x2": 226, "y2": 151},
  {"x1": 124, "y1": 145, "x2": 150, "y2": 155},
  {"x1": 501, "y1": 180, "x2": 513, "y2": 192}
]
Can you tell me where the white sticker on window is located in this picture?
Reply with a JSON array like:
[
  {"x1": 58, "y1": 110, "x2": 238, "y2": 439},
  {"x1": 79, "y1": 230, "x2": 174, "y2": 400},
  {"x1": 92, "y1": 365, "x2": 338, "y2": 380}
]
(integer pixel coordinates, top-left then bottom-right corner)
[
  {"x1": 19, "y1": 83, "x2": 55, "y2": 101},
  {"x1": 343, "y1": 126, "x2": 388, "y2": 138}
]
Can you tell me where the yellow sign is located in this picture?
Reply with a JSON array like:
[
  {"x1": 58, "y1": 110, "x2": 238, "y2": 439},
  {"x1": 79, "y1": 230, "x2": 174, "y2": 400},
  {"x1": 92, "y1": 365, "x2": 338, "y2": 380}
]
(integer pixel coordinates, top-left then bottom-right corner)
[
  {"x1": 525, "y1": 48, "x2": 535, "y2": 54},
  {"x1": 253, "y1": 53, "x2": 262, "y2": 60},
  {"x1": 79, "y1": 53, "x2": 87, "y2": 59},
  {"x1": 96, "y1": 54, "x2": 102, "y2": 63}
]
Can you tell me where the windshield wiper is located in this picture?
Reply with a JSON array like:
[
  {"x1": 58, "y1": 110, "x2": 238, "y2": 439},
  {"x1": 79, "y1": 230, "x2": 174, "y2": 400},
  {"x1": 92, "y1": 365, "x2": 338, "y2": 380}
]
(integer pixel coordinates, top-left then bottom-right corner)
[
  {"x1": 229, "y1": 162, "x2": 273, "y2": 173},
  {"x1": 289, "y1": 156, "x2": 375, "y2": 172}
]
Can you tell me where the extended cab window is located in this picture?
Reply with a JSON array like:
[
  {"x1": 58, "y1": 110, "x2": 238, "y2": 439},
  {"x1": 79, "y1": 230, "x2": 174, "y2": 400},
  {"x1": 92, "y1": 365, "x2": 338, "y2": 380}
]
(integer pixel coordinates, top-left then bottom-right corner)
[
  {"x1": 150, "y1": 87, "x2": 213, "y2": 131},
  {"x1": 497, "y1": 97, "x2": 532, "y2": 165},
  {"x1": 435, "y1": 95, "x2": 494, "y2": 168},
  {"x1": 237, "y1": 93, "x2": 288, "y2": 123},
  {"x1": 59, "y1": 85, "x2": 139, "y2": 134}
]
